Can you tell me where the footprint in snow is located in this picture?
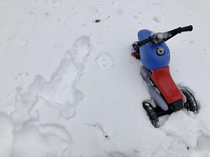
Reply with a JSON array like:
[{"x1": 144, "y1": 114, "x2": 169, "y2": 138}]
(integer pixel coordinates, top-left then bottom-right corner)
[
  {"x1": 152, "y1": 16, "x2": 161, "y2": 23},
  {"x1": 40, "y1": 36, "x2": 92, "y2": 119},
  {"x1": 13, "y1": 36, "x2": 92, "y2": 120},
  {"x1": 96, "y1": 53, "x2": 113, "y2": 70}
]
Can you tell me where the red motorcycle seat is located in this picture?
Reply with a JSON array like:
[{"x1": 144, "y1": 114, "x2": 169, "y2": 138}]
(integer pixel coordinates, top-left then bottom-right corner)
[{"x1": 151, "y1": 66, "x2": 183, "y2": 104}]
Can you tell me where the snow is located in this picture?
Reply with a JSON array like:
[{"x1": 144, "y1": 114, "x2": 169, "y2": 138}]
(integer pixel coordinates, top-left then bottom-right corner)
[{"x1": 0, "y1": 0, "x2": 210, "y2": 156}]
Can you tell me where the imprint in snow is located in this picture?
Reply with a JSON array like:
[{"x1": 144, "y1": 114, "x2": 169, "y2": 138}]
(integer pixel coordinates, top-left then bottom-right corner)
[
  {"x1": 11, "y1": 122, "x2": 72, "y2": 157},
  {"x1": 29, "y1": 97, "x2": 61, "y2": 123},
  {"x1": 40, "y1": 36, "x2": 92, "y2": 119},
  {"x1": 152, "y1": 16, "x2": 161, "y2": 23},
  {"x1": 11, "y1": 94, "x2": 72, "y2": 157},
  {"x1": 96, "y1": 53, "x2": 113, "y2": 70},
  {"x1": 13, "y1": 36, "x2": 92, "y2": 120},
  {"x1": 196, "y1": 134, "x2": 210, "y2": 150}
]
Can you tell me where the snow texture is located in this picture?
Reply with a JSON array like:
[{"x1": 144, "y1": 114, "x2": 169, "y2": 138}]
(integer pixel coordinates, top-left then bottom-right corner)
[{"x1": 0, "y1": 0, "x2": 210, "y2": 157}]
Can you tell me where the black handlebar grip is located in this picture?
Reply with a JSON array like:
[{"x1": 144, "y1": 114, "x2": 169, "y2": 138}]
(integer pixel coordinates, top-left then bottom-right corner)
[
  {"x1": 169, "y1": 25, "x2": 193, "y2": 36},
  {"x1": 181, "y1": 25, "x2": 193, "y2": 32}
]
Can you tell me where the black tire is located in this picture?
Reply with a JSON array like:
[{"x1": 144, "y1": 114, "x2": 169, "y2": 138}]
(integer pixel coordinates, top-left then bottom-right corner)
[
  {"x1": 142, "y1": 101, "x2": 159, "y2": 128},
  {"x1": 180, "y1": 89, "x2": 197, "y2": 113}
]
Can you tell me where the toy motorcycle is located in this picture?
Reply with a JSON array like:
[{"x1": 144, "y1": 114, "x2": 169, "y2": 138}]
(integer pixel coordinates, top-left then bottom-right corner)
[{"x1": 131, "y1": 25, "x2": 197, "y2": 127}]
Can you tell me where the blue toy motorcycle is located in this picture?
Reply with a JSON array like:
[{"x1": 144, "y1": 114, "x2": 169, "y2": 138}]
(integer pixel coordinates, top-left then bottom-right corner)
[{"x1": 131, "y1": 25, "x2": 197, "y2": 127}]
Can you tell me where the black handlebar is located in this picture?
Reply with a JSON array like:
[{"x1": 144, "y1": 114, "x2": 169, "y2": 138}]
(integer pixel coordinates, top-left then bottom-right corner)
[
  {"x1": 134, "y1": 25, "x2": 193, "y2": 48},
  {"x1": 170, "y1": 25, "x2": 193, "y2": 34},
  {"x1": 180, "y1": 25, "x2": 193, "y2": 32},
  {"x1": 168, "y1": 25, "x2": 193, "y2": 36}
]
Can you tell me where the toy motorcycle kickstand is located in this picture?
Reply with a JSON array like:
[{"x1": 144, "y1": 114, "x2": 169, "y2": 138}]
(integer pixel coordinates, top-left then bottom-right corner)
[{"x1": 131, "y1": 25, "x2": 198, "y2": 128}]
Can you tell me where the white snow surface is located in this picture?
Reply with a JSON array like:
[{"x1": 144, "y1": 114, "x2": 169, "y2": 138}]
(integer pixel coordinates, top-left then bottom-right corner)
[{"x1": 0, "y1": 0, "x2": 210, "y2": 157}]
